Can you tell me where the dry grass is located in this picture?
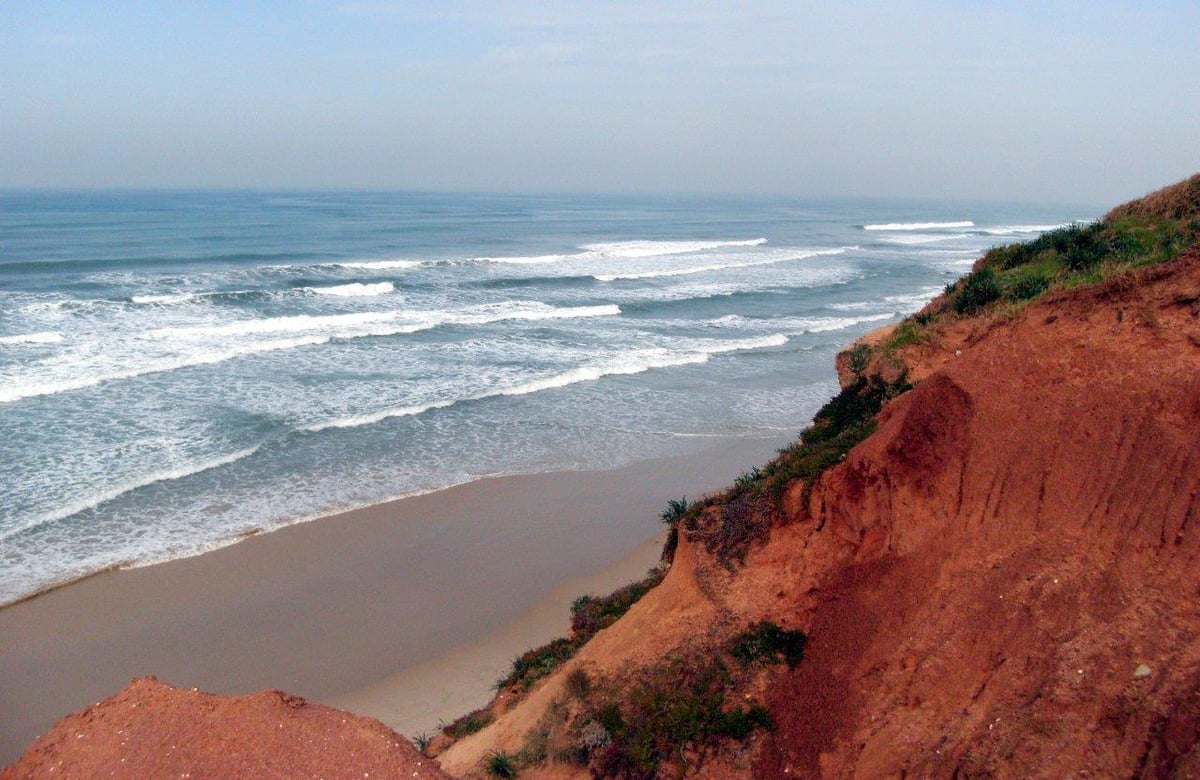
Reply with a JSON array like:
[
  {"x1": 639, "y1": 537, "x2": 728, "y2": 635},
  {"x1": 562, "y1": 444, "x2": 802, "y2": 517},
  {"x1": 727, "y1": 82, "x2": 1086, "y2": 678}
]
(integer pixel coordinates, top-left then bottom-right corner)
[{"x1": 1105, "y1": 173, "x2": 1200, "y2": 222}]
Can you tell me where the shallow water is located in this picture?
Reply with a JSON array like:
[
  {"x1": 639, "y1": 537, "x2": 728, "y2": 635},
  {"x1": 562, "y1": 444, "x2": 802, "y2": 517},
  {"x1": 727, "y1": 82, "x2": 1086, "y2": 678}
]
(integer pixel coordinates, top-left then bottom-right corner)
[{"x1": 0, "y1": 190, "x2": 1094, "y2": 604}]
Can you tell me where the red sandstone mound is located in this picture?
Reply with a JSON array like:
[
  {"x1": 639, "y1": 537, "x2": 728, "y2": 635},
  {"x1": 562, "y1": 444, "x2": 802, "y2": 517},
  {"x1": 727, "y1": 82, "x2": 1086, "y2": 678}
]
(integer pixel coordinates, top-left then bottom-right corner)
[{"x1": 0, "y1": 677, "x2": 450, "y2": 780}]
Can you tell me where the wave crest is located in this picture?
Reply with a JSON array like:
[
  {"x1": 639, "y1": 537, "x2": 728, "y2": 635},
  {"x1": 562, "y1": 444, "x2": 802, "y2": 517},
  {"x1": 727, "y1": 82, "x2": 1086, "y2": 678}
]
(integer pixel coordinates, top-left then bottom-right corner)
[
  {"x1": 0, "y1": 331, "x2": 63, "y2": 345},
  {"x1": 864, "y1": 221, "x2": 974, "y2": 231},
  {"x1": 306, "y1": 282, "x2": 396, "y2": 297},
  {"x1": 594, "y1": 246, "x2": 852, "y2": 282},
  {"x1": 302, "y1": 334, "x2": 788, "y2": 432},
  {"x1": 0, "y1": 303, "x2": 621, "y2": 404},
  {"x1": 474, "y1": 238, "x2": 769, "y2": 266},
  {"x1": 579, "y1": 238, "x2": 768, "y2": 258},
  {"x1": 0, "y1": 446, "x2": 262, "y2": 543},
  {"x1": 334, "y1": 260, "x2": 423, "y2": 270}
]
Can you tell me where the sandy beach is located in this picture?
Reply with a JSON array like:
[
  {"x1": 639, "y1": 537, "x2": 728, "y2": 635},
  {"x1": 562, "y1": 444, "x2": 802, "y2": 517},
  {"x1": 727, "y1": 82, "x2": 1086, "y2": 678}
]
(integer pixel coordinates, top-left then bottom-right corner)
[{"x1": 0, "y1": 434, "x2": 789, "y2": 765}]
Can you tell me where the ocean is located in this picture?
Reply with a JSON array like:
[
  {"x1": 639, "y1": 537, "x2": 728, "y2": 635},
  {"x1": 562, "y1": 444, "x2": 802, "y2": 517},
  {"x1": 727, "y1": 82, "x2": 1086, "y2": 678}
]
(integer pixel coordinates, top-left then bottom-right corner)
[{"x1": 0, "y1": 191, "x2": 1093, "y2": 606}]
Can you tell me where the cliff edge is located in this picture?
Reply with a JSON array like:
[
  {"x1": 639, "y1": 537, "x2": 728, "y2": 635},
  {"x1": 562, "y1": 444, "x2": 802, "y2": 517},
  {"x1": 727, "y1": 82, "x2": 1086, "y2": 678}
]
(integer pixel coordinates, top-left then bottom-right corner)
[{"x1": 435, "y1": 177, "x2": 1200, "y2": 778}]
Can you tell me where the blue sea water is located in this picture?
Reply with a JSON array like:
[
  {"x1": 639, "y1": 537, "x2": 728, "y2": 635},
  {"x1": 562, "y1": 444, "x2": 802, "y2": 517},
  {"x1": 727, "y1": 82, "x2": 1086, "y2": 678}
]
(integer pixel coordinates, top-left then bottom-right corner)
[{"x1": 0, "y1": 191, "x2": 1094, "y2": 606}]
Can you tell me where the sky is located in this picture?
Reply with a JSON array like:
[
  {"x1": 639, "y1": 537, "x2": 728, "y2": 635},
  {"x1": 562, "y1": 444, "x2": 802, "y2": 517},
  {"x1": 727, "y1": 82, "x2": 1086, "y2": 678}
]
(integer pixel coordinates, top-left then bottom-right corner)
[{"x1": 1, "y1": 1, "x2": 1197, "y2": 203}]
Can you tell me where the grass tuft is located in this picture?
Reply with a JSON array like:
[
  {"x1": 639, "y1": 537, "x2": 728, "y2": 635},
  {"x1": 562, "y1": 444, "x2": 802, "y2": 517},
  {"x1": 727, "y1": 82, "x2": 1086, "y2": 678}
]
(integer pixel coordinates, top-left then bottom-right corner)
[{"x1": 484, "y1": 750, "x2": 518, "y2": 778}]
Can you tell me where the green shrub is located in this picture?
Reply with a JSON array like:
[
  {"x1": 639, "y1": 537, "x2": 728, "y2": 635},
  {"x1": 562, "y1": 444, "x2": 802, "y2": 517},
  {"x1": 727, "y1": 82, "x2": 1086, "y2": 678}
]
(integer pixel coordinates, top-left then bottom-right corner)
[
  {"x1": 565, "y1": 667, "x2": 592, "y2": 699},
  {"x1": 659, "y1": 496, "x2": 689, "y2": 526},
  {"x1": 728, "y1": 621, "x2": 808, "y2": 669},
  {"x1": 1063, "y1": 222, "x2": 1110, "y2": 271},
  {"x1": 886, "y1": 319, "x2": 923, "y2": 350},
  {"x1": 718, "y1": 705, "x2": 773, "y2": 740},
  {"x1": 499, "y1": 638, "x2": 578, "y2": 691},
  {"x1": 953, "y1": 267, "x2": 1001, "y2": 314},
  {"x1": 690, "y1": 373, "x2": 910, "y2": 564},
  {"x1": 587, "y1": 655, "x2": 772, "y2": 780},
  {"x1": 570, "y1": 568, "x2": 666, "y2": 640},
  {"x1": 734, "y1": 467, "x2": 764, "y2": 490},
  {"x1": 698, "y1": 492, "x2": 773, "y2": 566},
  {"x1": 1007, "y1": 270, "x2": 1052, "y2": 300},
  {"x1": 804, "y1": 375, "x2": 902, "y2": 445},
  {"x1": 845, "y1": 342, "x2": 871, "y2": 374},
  {"x1": 912, "y1": 309, "x2": 936, "y2": 326}
]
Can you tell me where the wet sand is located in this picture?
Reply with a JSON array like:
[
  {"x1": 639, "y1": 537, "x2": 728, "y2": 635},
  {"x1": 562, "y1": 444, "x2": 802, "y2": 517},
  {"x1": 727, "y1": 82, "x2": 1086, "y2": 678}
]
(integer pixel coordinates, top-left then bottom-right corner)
[{"x1": 0, "y1": 434, "x2": 788, "y2": 765}]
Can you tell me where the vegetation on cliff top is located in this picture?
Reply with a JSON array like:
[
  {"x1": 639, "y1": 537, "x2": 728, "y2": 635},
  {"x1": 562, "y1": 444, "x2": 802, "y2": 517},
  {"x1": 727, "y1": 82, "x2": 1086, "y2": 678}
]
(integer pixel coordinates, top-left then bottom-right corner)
[
  {"x1": 664, "y1": 372, "x2": 911, "y2": 565},
  {"x1": 887, "y1": 174, "x2": 1200, "y2": 352}
]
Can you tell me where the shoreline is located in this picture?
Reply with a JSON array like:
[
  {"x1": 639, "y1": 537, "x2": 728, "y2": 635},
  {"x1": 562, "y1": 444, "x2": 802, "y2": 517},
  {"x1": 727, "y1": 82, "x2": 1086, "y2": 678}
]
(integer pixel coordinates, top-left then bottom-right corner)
[
  {"x1": 0, "y1": 476, "x2": 508, "y2": 611},
  {"x1": 0, "y1": 432, "x2": 791, "y2": 766},
  {"x1": 329, "y1": 531, "x2": 669, "y2": 739}
]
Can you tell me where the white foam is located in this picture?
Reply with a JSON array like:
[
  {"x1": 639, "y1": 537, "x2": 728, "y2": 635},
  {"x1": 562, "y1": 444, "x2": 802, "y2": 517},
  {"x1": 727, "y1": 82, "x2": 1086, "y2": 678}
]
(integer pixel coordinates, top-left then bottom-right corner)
[
  {"x1": 864, "y1": 221, "x2": 974, "y2": 231},
  {"x1": 149, "y1": 311, "x2": 403, "y2": 339},
  {"x1": 306, "y1": 281, "x2": 396, "y2": 297},
  {"x1": 976, "y1": 223, "x2": 1070, "y2": 235},
  {"x1": 593, "y1": 247, "x2": 852, "y2": 282},
  {"x1": 579, "y1": 238, "x2": 768, "y2": 258},
  {"x1": 0, "y1": 331, "x2": 64, "y2": 345},
  {"x1": 875, "y1": 234, "x2": 963, "y2": 245},
  {"x1": 335, "y1": 260, "x2": 423, "y2": 270},
  {"x1": 302, "y1": 400, "x2": 455, "y2": 432},
  {"x1": 496, "y1": 334, "x2": 789, "y2": 398},
  {"x1": 0, "y1": 336, "x2": 331, "y2": 404},
  {"x1": 301, "y1": 334, "x2": 788, "y2": 432},
  {"x1": 706, "y1": 311, "x2": 894, "y2": 332},
  {"x1": 473, "y1": 238, "x2": 769, "y2": 265},
  {"x1": 452, "y1": 302, "x2": 620, "y2": 325},
  {"x1": 149, "y1": 302, "x2": 618, "y2": 341},
  {"x1": 131, "y1": 292, "x2": 200, "y2": 305},
  {"x1": 0, "y1": 303, "x2": 621, "y2": 404},
  {"x1": 473, "y1": 253, "x2": 571, "y2": 265},
  {"x1": 786, "y1": 312, "x2": 896, "y2": 334},
  {"x1": 0, "y1": 446, "x2": 262, "y2": 543},
  {"x1": 830, "y1": 287, "x2": 943, "y2": 312}
]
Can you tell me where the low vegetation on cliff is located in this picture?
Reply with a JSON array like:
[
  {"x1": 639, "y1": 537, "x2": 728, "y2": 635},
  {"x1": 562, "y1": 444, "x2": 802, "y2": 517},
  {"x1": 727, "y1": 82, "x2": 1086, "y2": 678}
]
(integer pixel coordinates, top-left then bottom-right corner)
[
  {"x1": 475, "y1": 620, "x2": 805, "y2": 779},
  {"x1": 901, "y1": 174, "x2": 1199, "y2": 347},
  {"x1": 662, "y1": 372, "x2": 912, "y2": 566}
]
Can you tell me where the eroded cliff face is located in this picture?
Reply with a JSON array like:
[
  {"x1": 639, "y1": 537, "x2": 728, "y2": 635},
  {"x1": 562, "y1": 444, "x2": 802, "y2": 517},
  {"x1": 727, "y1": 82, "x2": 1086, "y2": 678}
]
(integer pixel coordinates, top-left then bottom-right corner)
[
  {"x1": 759, "y1": 251, "x2": 1200, "y2": 779},
  {"x1": 439, "y1": 249, "x2": 1200, "y2": 779}
]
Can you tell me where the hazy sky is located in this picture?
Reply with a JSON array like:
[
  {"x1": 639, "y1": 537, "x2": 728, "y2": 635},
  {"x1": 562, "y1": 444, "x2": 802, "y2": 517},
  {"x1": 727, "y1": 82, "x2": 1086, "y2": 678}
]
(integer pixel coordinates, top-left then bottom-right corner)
[{"x1": 2, "y1": 1, "x2": 1197, "y2": 203}]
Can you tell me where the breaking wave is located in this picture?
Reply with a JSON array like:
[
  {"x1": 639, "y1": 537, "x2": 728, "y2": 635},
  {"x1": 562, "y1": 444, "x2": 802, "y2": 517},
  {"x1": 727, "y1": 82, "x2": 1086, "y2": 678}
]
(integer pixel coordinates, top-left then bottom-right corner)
[
  {"x1": 593, "y1": 247, "x2": 853, "y2": 282},
  {"x1": 304, "y1": 334, "x2": 788, "y2": 432},
  {"x1": 0, "y1": 445, "x2": 262, "y2": 544},
  {"x1": 0, "y1": 331, "x2": 64, "y2": 345},
  {"x1": 306, "y1": 282, "x2": 396, "y2": 297},
  {"x1": 864, "y1": 221, "x2": 974, "y2": 231}
]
